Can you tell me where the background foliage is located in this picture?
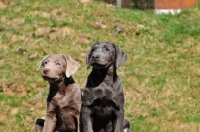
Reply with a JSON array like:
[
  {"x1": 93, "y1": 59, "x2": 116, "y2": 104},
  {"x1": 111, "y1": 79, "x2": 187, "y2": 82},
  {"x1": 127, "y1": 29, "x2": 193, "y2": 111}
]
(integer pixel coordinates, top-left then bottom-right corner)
[{"x1": 0, "y1": 0, "x2": 200, "y2": 131}]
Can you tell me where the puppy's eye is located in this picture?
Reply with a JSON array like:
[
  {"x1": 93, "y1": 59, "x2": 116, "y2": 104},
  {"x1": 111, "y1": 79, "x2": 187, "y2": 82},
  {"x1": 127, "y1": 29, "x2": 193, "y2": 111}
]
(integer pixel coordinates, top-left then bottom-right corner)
[
  {"x1": 43, "y1": 61, "x2": 48, "y2": 66},
  {"x1": 105, "y1": 47, "x2": 110, "y2": 51},
  {"x1": 56, "y1": 62, "x2": 61, "y2": 65}
]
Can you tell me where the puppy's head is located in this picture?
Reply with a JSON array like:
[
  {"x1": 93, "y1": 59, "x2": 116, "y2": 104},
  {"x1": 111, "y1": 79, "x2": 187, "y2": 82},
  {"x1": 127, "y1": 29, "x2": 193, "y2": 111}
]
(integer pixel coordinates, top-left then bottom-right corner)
[
  {"x1": 37, "y1": 54, "x2": 79, "y2": 83},
  {"x1": 86, "y1": 42, "x2": 128, "y2": 69}
]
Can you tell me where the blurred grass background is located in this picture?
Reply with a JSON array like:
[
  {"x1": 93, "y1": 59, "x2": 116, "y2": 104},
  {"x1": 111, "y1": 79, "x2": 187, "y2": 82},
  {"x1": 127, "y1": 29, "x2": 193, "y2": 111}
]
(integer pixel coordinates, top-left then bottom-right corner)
[{"x1": 0, "y1": 0, "x2": 200, "y2": 131}]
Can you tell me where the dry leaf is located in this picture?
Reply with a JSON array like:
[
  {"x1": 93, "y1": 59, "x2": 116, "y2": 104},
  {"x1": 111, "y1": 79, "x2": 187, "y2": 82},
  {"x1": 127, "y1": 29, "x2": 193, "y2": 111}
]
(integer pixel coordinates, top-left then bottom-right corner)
[
  {"x1": 136, "y1": 24, "x2": 145, "y2": 29},
  {"x1": 80, "y1": 0, "x2": 90, "y2": 3},
  {"x1": 50, "y1": 13, "x2": 57, "y2": 20},
  {"x1": 34, "y1": 27, "x2": 50, "y2": 37},
  {"x1": 28, "y1": 52, "x2": 38, "y2": 60},
  {"x1": 11, "y1": 108, "x2": 18, "y2": 115},
  {"x1": 48, "y1": 27, "x2": 72, "y2": 40},
  {"x1": 48, "y1": 28, "x2": 58, "y2": 40},
  {"x1": 60, "y1": 27, "x2": 71, "y2": 37},
  {"x1": 78, "y1": 37, "x2": 90, "y2": 43},
  {"x1": 17, "y1": 48, "x2": 26, "y2": 54}
]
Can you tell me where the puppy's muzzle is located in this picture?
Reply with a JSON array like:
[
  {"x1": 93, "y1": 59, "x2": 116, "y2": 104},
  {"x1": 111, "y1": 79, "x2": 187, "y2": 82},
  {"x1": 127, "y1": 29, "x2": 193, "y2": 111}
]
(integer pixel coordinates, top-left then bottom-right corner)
[
  {"x1": 92, "y1": 54, "x2": 99, "y2": 60},
  {"x1": 43, "y1": 67, "x2": 50, "y2": 74}
]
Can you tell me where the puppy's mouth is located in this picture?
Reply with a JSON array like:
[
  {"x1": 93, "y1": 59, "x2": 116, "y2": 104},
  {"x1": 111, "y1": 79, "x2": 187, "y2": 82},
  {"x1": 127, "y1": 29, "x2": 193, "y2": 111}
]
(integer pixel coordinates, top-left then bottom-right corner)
[
  {"x1": 91, "y1": 62, "x2": 111, "y2": 69},
  {"x1": 41, "y1": 74, "x2": 60, "y2": 83},
  {"x1": 42, "y1": 75, "x2": 56, "y2": 80},
  {"x1": 42, "y1": 76, "x2": 58, "y2": 82}
]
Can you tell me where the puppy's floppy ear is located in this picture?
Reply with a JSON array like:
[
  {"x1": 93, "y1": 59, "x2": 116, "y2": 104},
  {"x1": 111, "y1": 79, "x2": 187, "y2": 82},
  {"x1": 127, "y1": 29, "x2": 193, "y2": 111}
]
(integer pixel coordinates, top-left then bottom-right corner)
[
  {"x1": 37, "y1": 55, "x2": 49, "y2": 72},
  {"x1": 86, "y1": 47, "x2": 93, "y2": 69},
  {"x1": 114, "y1": 44, "x2": 128, "y2": 68},
  {"x1": 64, "y1": 55, "x2": 80, "y2": 78}
]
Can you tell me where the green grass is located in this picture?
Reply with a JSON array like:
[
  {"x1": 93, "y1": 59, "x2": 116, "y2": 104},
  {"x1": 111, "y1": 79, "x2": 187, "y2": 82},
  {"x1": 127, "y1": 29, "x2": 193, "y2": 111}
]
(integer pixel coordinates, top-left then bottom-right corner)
[{"x1": 0, "y1": 0, "x2": 200, "y2": 131}]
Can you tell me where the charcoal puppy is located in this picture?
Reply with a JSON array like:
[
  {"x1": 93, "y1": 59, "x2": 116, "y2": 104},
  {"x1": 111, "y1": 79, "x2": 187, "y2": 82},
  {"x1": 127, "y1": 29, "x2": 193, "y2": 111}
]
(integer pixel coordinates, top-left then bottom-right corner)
[
  {"x1": 35, "y1": 54, "x2": 81, "y2": 132},
  {"x1": 81, "y1": 42, "x2": 130, "y2": 132}
]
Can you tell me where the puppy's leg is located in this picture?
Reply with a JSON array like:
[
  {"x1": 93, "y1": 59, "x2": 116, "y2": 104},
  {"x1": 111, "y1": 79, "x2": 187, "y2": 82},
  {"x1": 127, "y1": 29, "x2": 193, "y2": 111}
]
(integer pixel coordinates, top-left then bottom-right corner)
[
  {"x1": 76, "y1": 115, "x2": 80, "y2": 132},
  {"x1": 113, "y1": 110, "x2": 124, "y2": 132},
  {"x1": 81, "y1": 106, "x2": 93, "y2": 132},
  {"x1": 35, "y1": 118, "x2": 44, "y2": 132},
  {"x1": 60, "y1": 114, "x2": 76, "y2": 131},
  {"x1": 42, "y1": 114, "x2": 57, "y2": 132},
  {"x1": 123, "y1": 117, "x2": 131, "y2": 132}
]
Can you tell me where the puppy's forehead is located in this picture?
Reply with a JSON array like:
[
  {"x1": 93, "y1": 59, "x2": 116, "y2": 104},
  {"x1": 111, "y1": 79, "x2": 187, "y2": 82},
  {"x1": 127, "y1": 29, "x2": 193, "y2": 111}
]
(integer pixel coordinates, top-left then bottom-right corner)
[
  {"x1": 44, "y1": 54, "x2": 65, "y2": 61},
  {"x1": 92, "y1": 42, "x2": 113, "y2": 48}
]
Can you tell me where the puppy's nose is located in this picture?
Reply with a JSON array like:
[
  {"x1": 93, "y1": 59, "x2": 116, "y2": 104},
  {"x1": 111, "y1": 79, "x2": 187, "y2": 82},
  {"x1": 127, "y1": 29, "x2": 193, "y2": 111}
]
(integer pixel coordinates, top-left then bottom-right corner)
[
  {"x1": 43, "y1": 68, "x2": 50, "y2": 74},
  {"x1": 92, "y1": 54, "x2": 99, "y2": 59}
]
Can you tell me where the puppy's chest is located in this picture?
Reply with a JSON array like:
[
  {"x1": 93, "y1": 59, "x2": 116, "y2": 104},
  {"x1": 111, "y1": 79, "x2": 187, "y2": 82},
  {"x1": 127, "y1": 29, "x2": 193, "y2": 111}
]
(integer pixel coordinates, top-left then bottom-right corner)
[
  {"x1": 91, "y1": 85, "x2": 117, "y2": 111},
  {"x1": 53, "y1": 93, "x2": 72, "y2": 108},
  {"x1": 93, "y1": 84, "x2": 114, "y2": 98},
  {"x1": 91, "y1": 98, "x2": 116, "y2": 119}
]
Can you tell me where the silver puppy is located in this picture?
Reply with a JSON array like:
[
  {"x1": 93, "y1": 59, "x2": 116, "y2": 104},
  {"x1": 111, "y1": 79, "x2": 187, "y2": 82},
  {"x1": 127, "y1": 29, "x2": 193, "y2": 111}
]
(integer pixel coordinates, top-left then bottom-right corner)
[{"x1": 35, "y1": 54, "x2": 81, "y2": 132}]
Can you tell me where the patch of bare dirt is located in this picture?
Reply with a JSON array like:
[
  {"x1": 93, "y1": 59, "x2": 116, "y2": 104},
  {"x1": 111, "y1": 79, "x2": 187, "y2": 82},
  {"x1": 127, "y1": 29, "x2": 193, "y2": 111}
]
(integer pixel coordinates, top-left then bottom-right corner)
[
  {"x1": 196, "y1": 43, "x2": 200, "y2": 52},
  {"x1": 0, "y1": 1, "x2": 7, "y2": 9},
  {"x1": 0, "y1": 113, "x2": 6, "y2": 122},
  {"x1": 3, "y1": 86, "x2": 26, "y2": 96}
]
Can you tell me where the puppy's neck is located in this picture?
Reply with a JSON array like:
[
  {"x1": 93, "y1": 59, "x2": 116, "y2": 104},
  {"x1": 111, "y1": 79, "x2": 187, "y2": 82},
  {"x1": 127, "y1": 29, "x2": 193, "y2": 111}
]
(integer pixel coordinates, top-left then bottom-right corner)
[
  {"x1": 87, "y1": 66, "x2": 117, "y2": 87},
  {"x1": 49, "y1": 76, "x2": 74, "y2": 94}
]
